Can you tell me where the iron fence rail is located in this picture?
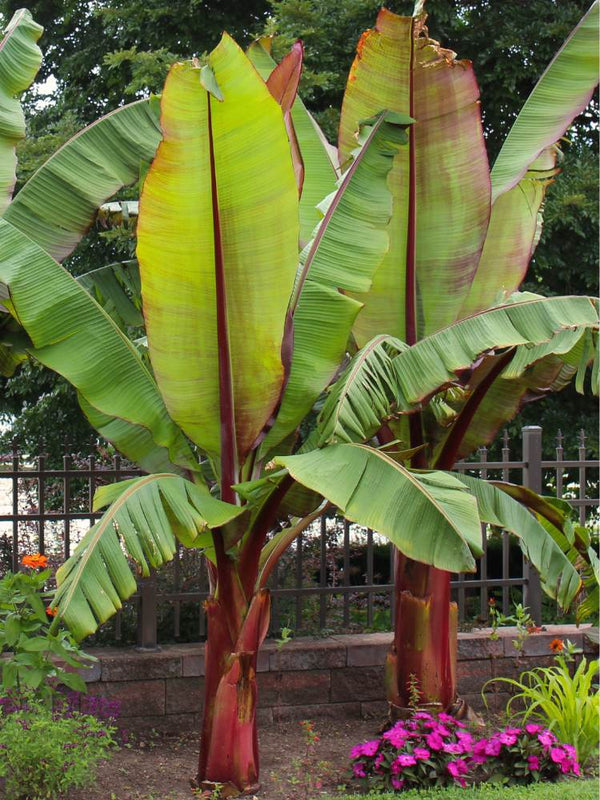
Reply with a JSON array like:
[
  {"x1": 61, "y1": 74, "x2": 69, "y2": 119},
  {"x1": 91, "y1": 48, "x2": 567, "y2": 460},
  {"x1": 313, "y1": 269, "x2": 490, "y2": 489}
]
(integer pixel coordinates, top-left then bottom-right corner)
[{"x1": 0, "y1": 426, "x2": 597, "y2": 648}]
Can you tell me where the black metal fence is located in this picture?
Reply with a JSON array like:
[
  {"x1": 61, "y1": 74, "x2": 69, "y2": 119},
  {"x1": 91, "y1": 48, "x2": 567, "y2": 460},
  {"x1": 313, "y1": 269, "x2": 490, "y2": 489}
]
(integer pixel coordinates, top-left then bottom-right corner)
[{"x1": 0, "y1": 426, "x2": 597, "y2": 648}]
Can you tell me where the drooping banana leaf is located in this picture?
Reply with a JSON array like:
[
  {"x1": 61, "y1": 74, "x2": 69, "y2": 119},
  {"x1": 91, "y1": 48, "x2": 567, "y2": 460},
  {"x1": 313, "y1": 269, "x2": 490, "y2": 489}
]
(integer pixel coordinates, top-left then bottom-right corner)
[
  {"x1": 0, "y1": 9, "x2": 42, "y2": 216},
  {"x1": 259, "y1": 111, "x2": 411, "y2": 456},
  {"x1": 4, "y1": 99, "x2": 162, "y2": 261},
  {"x1": 275, "y1": 443, "x2": 483, "y2": 573},
  {"x1": 77, "y1": 259, "x2": 143, "y2": 328},
  {"x1": 137, "y1": 39, "x2": 299, "y2": 480},
  {"x1": 53, "y1": 474, "x2": 243, "y2": 639},
  {"x1": 316, "y1": 295, "x2": 598, "y2": 446},
  {"x1": 246, "y1": 38, "x2": 339, "y2": 243},
  {"x1": 454, "y1": 474, "x2": 581, "y2": 610},
  {"x1": 338, "y1": 8, "x2": 491, "y2": 344},
  {"x1": 0, "y1": 219, "x2": 197, "y2": 473}
]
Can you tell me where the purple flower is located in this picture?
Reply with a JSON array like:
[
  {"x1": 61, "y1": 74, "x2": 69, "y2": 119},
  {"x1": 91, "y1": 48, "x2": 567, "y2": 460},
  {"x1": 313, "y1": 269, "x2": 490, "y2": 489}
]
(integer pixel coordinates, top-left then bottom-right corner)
[
  {"x1": 413, "y1": 747, "x2": 431, "y2": 760},
  {"x1": 527, "y1": 755, "x2": 540, "y2": 771},
  {"x1": 425, "y1": 731, "x2": 444, "y2": 750}
]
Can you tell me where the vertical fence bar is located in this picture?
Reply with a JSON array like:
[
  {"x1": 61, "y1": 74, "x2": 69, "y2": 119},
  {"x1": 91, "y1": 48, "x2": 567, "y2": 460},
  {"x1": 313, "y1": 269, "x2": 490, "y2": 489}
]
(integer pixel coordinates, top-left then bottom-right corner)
[
  {"x1": 366, "y1": 528, "x2": 374, "y2": 628},
  {"x1": 501, "y1": 430, "x2": 511, "y2": 615},
  {"x1": 555, "y1": 430, "x2": 564, "y2": 499},
  {"x1": 343, "y1": 520, "x2": 350, "y2": 627},
  {"x1": 295, "y1": 533, "x2": 303, "y2": 631},
  {"x1": 522, "y1": 426, "x2": 543, "y2": 624},
  {"x1": 319, "y1": 516, "x2": 327, "y2": 629},
  {"x1": 173, "y1": 545, "x2": 181, "y2": 639},
  {"x1": 63, "y1": 454, "x2": 71, "y2": 560},
  {"x1": 37, "y1": 455, "x2": 45, "y2": 554},
  {"x1": 11, "y1": 440, "x2": 18, "y2": 572},
  {"x1": 578, "y1": 430, "x2": 587, "y2": 526},
  {"x1": 389, "y1": 543, "x2": 396, "y2": 627},
  {"x1": 478, "y1": 447, "x2": 488, "y2": 618},
  {"x1": 88, "y1": 455, "x2": 95, "y2": 529}
]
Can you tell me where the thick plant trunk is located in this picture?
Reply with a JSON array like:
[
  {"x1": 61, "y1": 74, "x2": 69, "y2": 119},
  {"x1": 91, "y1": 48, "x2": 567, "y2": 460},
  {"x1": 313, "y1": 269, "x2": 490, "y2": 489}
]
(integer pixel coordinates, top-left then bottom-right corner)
[
  {"x1": 196, "y1": 588, "x2": 270, "y2": 797},
  {"x1": 386, "y1": 552, "x2": 457, "y2": 715}
]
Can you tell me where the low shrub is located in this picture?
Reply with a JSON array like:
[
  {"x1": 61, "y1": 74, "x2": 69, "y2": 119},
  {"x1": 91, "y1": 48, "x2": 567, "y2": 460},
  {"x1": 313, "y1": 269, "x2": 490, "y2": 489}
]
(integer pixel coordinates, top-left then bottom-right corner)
[
  {"x1": 0, "y1": 695, "x2": 117, "y2": 800},
  {"x1": 350, "y1": 712, "x2": 582, "y2": 793}
]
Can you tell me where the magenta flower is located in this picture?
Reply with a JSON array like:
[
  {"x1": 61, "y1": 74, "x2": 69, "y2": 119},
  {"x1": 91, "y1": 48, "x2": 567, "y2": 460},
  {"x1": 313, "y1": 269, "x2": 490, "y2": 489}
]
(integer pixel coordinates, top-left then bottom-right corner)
[
  {"x1": 527, "y1": 755, "x2": 540, "y2": 771},
  {"x1": 505, "y1": 727, "x2": 522, "y2": 736},
  {"x1": 425, "y1": 731, "x2": 444, "y2": 750},
  {"x1": 447, "y1": 758, "x2": 469, "y2": 786},
  {"x1": 437, "y1": 712, "x2": 457, "y2": 724},
  {"x1": 472, "y1": 739, "x2": 488, "y2": 757},
  {"x1": 352, "y1": 762, "x2": 366, "y2": 778},
  {"x1": 550, "y1": 746, "x2": 566, "y2": 764},
  {"x1": 563, "y1": 744, "x2": 577, "y2": 760},
  {"x1": 396, "y1": 753, "x2": 417, "y2": 767},
  {"x1": 538, "y1": 730, "x2": 557, "y2": 748},
  {"x1": 382, "y1": 725, "x2": 409, "y2": 748},
  {"x1": 485, "y1": 738, "x2": 502, "y2": 756},
  {"x1": 435, "y1": 724, "x2": 452, "y2": 737},
  {"x1": 442, "y1": 742, "x2": 464, "y2": 754},
  {"x1": 413, "y1": 747, "x2": 431, "y2": 760},
  {"x1": 413, "y1": 711, "x2": 433, "y2": 720},
  {"x1": 350, "y1": 739, "x2": 379, "y2": 758},
  {"x1": 498, "y1": 731, "x2": 518, "y2": 746},
  {"x1": 525, "y1": 723, "x2": 543, "y2": 734},
  {"x1": 391, "y1": 776, "x2": 405, "y2": 790}
]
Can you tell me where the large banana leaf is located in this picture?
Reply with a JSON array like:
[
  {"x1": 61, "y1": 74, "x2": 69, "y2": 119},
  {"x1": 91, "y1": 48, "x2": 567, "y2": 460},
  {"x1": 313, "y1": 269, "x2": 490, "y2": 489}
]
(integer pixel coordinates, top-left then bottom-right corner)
[
  {"x1": 455, "y1": 475, "x2": 581, "y2": 609},
  {"x1": 338, "y1": 8, "x2": 491, "y2": 343},
  {"x1": 54, "y1": 474, "x2": 243, "y2": 639},
  {"x1": 462, "y1": 2, "x2": 599, "y2": 315},
  {"x1": 0, "y1": 9, "x2": 42, "y2": 216},
  {"x1": 4, "y1": 99, "x2": 161, "y2": 261},
  {"x1": 246, "y1": 38, "x2": 339, "y2": 243},
  {"x1": 0, "y1": 219, "x2": 196, "y2": 473},
  {"x1": 77, "y1": 259, "x2": 143, "y2": 328},
  {"x1": 137, "y1": 39, "x2": 298, "y2": 478},
  {"x1": 259, "y1": 112, "x2": 411, "y2": 455},
  {"x1": 275, "y1": 443, "x2": 483, "y2": 572},
  {"x1": 316, "y1": 295, "x2": 598, "y2": 445},
  {"x1": 490, "y1": 1, "x2": 599, "y2": 202}
]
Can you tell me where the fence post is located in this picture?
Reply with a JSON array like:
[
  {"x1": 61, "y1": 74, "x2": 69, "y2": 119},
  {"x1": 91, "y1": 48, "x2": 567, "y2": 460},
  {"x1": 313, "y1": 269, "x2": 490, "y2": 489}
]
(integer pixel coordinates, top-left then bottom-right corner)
[
  {"x1": 522, "y1": 426, "x2": 543, "y2": 625},
  {"x1": 136, "y1": 572, "x2": 159, "y2": 651}
]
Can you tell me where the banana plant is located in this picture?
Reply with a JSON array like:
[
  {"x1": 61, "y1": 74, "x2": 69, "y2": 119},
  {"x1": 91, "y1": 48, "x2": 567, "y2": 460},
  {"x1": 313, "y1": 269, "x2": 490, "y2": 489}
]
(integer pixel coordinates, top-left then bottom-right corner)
[
  {"x1": 0, "y1": 16, "x2": 587, "y2": 795},
  {"x1": 311, "y1": 1, "x2": 599, "y2": 713}
]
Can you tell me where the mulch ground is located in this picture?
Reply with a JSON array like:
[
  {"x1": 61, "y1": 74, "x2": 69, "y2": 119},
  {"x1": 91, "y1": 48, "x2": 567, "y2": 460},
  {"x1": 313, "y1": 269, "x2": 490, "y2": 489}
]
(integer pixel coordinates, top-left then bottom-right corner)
[{"x1": 69, "y1": 717, "x2": 377, "y2": 800}]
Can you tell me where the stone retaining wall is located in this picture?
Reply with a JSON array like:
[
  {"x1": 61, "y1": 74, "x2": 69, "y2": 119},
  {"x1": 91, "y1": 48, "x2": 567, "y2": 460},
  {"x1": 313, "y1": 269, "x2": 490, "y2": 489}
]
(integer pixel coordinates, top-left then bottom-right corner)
[{"x1": 74, "y1": 625, "x2": 596, "y2": 732}]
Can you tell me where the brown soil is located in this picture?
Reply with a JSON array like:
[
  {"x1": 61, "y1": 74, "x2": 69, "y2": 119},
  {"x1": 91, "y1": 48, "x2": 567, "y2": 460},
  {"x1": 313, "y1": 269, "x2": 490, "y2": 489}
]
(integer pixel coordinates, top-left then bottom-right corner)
[{"x1": 69, "y1": 718, "x2": 377, "y2": 800}]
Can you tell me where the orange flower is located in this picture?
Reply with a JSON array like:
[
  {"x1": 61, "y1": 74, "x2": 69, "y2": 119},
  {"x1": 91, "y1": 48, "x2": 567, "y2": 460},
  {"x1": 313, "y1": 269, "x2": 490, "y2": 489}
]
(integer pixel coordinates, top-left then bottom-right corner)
[
  {"x1": 549, "y1": 638, "x2": 564, "y2": 653},
  {"x1": 21, "y1": 553, "x2": 48, "y2": 570},
  {"x1": 46, "y1": 607, "x2": 57, "y2": 617}
]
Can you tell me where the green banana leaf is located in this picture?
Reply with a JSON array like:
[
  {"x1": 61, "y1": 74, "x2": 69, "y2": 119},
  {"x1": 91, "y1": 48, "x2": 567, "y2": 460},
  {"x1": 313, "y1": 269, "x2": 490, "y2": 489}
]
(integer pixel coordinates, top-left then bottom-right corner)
[
  {"x1": 316, "y1": 296, "x2": 598, "y2": 446},
  {"x1": 259, "y1": 111, "x2": 411, "y2": 456},
  {"x1": 275, "y1": 443, "x2": 483, "y2": 573},
  {"x1": 246, "y1": 37, "x2": 339, "y2": 243},
  {"x1": 0, "y1": 218, "x2": 196, "y2": 474},
  {"x1": 454, "y1": 475, "x2": 581, "y2": 610},
  {"x1": 54, "y1": 474, "x2": 243, "y2": 639},
  {"x1": 136, "y1": 39, "x2": 299, "y2": 474},
  {"x1": 0, "y1": 9, "x2": 42, "y2": 215},
  {"x1": 4, "y1": 98, "x2": 161, "y2": 261}
]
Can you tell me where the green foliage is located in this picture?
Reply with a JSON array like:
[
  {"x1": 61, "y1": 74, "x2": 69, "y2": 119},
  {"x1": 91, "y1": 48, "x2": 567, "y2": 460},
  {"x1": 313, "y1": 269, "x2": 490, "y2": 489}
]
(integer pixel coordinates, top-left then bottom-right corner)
[
  {"x1": 0, "y1": 564, "x2": 93, "y2": 701},
  {"x1": 328, "y1": 781, "x2": 598, "y2": 800},
  {"x1": 486, "y1": 654, "x2": 599, "y2": 766},
  {"x1": 0, "y1": 697, "x2": 117, "y2": 800}
]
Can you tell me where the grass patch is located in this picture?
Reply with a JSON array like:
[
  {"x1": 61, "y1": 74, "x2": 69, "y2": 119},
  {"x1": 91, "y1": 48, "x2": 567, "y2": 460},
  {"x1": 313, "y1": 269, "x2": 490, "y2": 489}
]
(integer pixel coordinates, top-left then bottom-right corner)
[{"x1": 327, "y1": 779, "x2": 598, "y2": 800}]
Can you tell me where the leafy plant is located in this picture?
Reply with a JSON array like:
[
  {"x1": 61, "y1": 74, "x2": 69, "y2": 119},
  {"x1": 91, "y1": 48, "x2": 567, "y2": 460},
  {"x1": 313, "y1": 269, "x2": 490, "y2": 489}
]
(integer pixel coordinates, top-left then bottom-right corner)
[
  {"x1": 0, "y1": 556, "x2": 93, "y2": 702},
  {"x1": 484, "y1": 647, "x2": 599, "y2": 766},
  {"x1": 0, "y1": 696, "x2": 117, "y2": 800},
  {"x1": 270, "y1": 720, "x2": 333, "y2": 799}
]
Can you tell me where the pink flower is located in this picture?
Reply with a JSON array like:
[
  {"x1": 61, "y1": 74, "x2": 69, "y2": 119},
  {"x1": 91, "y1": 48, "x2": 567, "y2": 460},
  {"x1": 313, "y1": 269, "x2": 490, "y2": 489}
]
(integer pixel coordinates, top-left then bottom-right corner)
[
  {"x1": 470, "y1": 754, "x2": 487, "y2": 764},
  {"x1": 485, "y1": 738, "x2": 502, "y2": 756},
  {"x1": 525, "y1": 723, "x2": 543, "y2": 734},
  {"x1": 505, "y1": 727, "x2": 522, "y2": 736},
  {"x1": 413, "y1": 711, "x2": 433, "y2": 720},
  {"x1": 527, "y1": 755, "x2": 540, "y2": 771},
  {"x1": 498, "y1": 731, "x2": 518, "y2": 746},
  {"x1": 442, "y1": 742, "x2": 464, "y2": 754},
  {"x1": 538, "y1": 730, "x2": 556, "y2": 748},
  {"x1": 472, "y1": 740, "x2": 488, "y2": 757},
  {"x1": 396, "y1": 753, "x2": 417, "y2": 767},
  {"x1": 374, "y1": 753, "x2": 385, "y2": 772},
  {"x1": 413, "y1": 747, "x2": 431, "y2": 760},
  {"x1": 426, "y1": 731, "x2": 444, "y2": 750},
  {"x1": 350, "y1": 739, "x2": 379, "y2": 759},
  {"x1": 447, "y1": 759, "x2": 469, "y2": 786},
  {"x1": 563, "y1": 744, "x2": 577, "y2": 760},
  {"x1": 437, "y1": 712, "x2": 457, "y2": 724},
  {"x1": 435, "y1": 724, "x2": 452, "y2": 737},
  {"x1": 550, "y1": 746, "x2": 566, "y2": 764},
  {"x1": 383, "y1": 725, "x2": 409, "y2": 748},
  {"x1": 352, "y1": 762, "x2": 366, "y2": 778},
  {"x1": 391, "y1": 776, "x2": 405, "y2": 790}
]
